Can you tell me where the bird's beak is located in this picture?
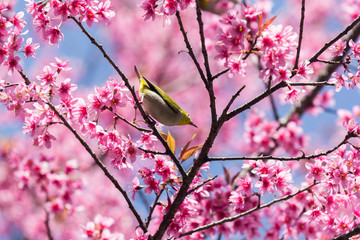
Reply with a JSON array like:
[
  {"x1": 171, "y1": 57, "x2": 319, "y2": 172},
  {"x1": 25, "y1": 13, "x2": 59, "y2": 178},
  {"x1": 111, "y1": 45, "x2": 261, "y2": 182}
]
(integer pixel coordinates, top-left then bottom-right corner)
[{"x1": 190, "y1": 121, "x2": 198, "y2": 128}]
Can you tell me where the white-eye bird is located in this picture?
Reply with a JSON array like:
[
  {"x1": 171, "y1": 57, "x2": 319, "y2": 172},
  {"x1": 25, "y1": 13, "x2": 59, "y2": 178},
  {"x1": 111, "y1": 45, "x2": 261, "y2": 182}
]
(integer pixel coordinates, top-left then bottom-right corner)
[{"x1": 134, "y1": 66, "x2": 197, "y2": 128}]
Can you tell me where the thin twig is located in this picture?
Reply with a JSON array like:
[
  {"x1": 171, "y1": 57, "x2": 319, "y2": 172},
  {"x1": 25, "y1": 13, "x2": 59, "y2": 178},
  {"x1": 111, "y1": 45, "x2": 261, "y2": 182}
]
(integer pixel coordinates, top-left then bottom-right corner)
[
  {"x1": 267, "y1": 80, "x2": 280, "y2": 121},
  {"x1": 175, "y1": 11, "x2": 207, "y2": 87},
  {"x1": 106, "y1": 107, "x2": 152, "y2": 132},
  {"x1": 288, "y1": 81, "x2": 334, "y2": 86},
  {"x1": 18, "y1": 70, "x2": 31, "y2": 85},
  {"x1": 195, "y1": 0, "x2": 218, "y2": 126},
  {"x1": 187, "y1": 175, "x2": 217, "y2": 195},
  {"x1": 314, "y1": 59, "x2": 346, "y2": 65},
  {"x1": 293, "y1": 0, "x2": 306, "y2": 70},
  {"x1": 47, "y1": 102, "x2": 148, "y2": 232},
  {"x1": 211, "y1": 68, "x2": 230, "y2": 81},
  {"x1": 242, "y1": 36, "x2": 259, "y2": 61},
  {"x1": 180, "y1": 181, "x2": 318, "y2": 237},
  {"x1": 224, "y1": 81, "x2": 287, "y2": 121},
  {"x1": 208, "y1": 133, "x2": 352, "y2": 162},
  {"x1": 221, "y1": 85, "x2": 246, "y2": 116},
  {"x1": 145, "y1": 189, "x2": 164, "y2": 228},
  {"x1": 195, "y1": 0, "x2": 212, "y2": 80},
  {"x1": 138, "y1": 147, "x2": 167, "y2": 155},
  {"x1": 44, "y1": 209, "x2": 54, "y2": 240}
]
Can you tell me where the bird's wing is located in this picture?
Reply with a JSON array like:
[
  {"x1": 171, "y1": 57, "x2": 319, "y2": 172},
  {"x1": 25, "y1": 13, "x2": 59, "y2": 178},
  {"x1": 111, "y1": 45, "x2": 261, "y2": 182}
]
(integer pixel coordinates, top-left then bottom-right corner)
[{"x1": 143, "y1": 76, "x2": 180, "y2": 114}]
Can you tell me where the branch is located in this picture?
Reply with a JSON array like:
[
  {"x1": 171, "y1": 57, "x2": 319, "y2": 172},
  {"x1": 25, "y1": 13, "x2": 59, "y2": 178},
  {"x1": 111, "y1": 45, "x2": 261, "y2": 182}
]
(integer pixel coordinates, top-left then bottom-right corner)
[
  {"x1": 180, "y1": 181, "x2": 318, "y2": 237},
  {"x1": 105, "y1": 107, "x2": 152, "y2": 132},
  {"x1": 44, "y1": 209, "x2": 54, "y2": 240},
  {"x1": 224, "y1": 81, "x2": 287, "y2": 121},
  {"x1": 145, "y1": 189, "x2": 164, "y2": 228},
  {"x1": 293, "y1": 0, "x2": 306, "y2": 70},
  {"x1": 332, "y1": 224, "x2": 360, "y2": 240},
  {"x1": 195, "y1": 0, "x2": 212, "y2": 80},
  {"x1": 267, "y1": 80, "x2": 280, "y2": 121},
  {"x1": 138, "y1": 147, "x2": 167, "y2": 155},
  {"x1": 195, "y1": 0, "x2": 218, "y2": 125},
  {"x1": 282, "y1": 17, "x2": 360, "y2": 125},
  {"x1": 175, "y1": 11, "x2": 207, "y2": 87},
  {"x1": 18, "y1": 70, "x2": 31, "y2": 85},
  {"x1": 208, "y1": 133, "x2": 352, "y2": 162},
  {"x1": 69, "y1": 16, "x2": 187, "y2": 178},
  {"x1": 211, "y1": 68, "x2": 230, "y2": 81},
  {"x1": 288, "y1": 81, "x2": 334, "y2": 86},
  {"x1": 47, "y1": 102, "x2": 147, "y2": 233},
  {"x1": 221, "y1": 85, "x2": 246, "y2": 117},
  {"x1": 309, "y1": 14, "x2": 360, "y2": 64},
  {"x1": 187, "y1": 175, "x2": 217, "y2": 195}
]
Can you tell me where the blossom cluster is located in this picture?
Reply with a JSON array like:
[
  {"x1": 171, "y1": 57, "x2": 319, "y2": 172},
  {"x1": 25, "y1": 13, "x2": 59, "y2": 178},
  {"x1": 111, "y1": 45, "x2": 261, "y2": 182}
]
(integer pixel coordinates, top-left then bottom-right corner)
[
  {"x1": 0, "y1": 2, "x2": 39, "y2": 75},
  {"x1": 81, "y1": 214, "x2": 124, "y2": 240},
  {"x1": 140, "y1": 0, "x2": 196, "y2": 23},
  {"x1": 301, "y1": 146, "x2": 360, "y2": 238},
  {"x1": 337, "y1": 105, "x2": 360, "y2": 135},
  {"x1": 150, "y1": 173, "x2": 262, "y2": 239},
  {"x1": 26, "y1": 0, "x2": 114, "y2": 44},
  {"x1": 329, "y1": 39, "x2": 360, "y2": 92},
  {"x1": 132, "y1": 155, "x2": 178, "y2": 199},
  {"x1": 243, "y1": 109, "x2": 307, "y2": 156}
]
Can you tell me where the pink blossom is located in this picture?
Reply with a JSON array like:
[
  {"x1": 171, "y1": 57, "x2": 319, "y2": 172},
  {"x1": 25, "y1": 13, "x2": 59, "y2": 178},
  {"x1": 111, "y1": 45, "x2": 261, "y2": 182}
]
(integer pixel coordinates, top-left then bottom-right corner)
[
  {"x1": 81, "y1": 7, "x2": 99, "y2": 27},
  {"x1": 140, "y1": 0, "x2": 158, "y2": 21},
  {"x1": 97, "y1": 0, "x2": 115, "y2": 23},
  {"x1": 131, "y1": 177, "x2": 141, "y2": 200},
  {"x1": 10, "y1": 11, "x2": 26, "y2": 32},
  {"x1": 343, "y1": 119, "x2": 359, "y2": 133},
  {"x1": 50, "y1": 57, "x2": 71, "y2": 72},
  {"x1": 296, "y1": 61, "x2": 314, "y2": 80},
  {"x1": 34, "y1": 131, "x2": 56, "y2": 148},
  {"x1": 348, "y1": 71, "x2": 360, "y2": 89},
  {"x1": 305, "y1": 160, "x2": 324, "y2": 181},
  {"x1": 335, "y1": 215, "x2": 351, "y2": 233},
  {"x1": 329, "y1": 40, "x2": 346, "y2": 57},
  {"x1": 22, "y1": 38, "x2": 40, "y2": 58},
  {"x1": 6, "y1": 35, "x2": 24, "y2": 53},
  {"x1": 53, "y1": 0, "x2": 70, "y2": 21},
  {"x1": 229, "y1": 191, "x2": 245, "y2": 209},
  {"x1": 33, "y1": 12, "x2": 50, "y2": 33},
  {"x1": 349, "y1": 39, "x2": 360, "y2": 58},
  {"x1": 36, "y1": 65, "x2": 58, "y2": 85},
  {"x1": 285, "y1": 86, "x2": 305, "y2": 104},
  {"x1": 130, "y1": 228, "x2": 149, "y2": 240},
  {"x1": 6, "y1": 53, "x2": 23, "y2": 75},
  {"x1": 274, "y1": 65, "x2": 291, "y2": 83},
  {"x1": 274, "y1": 171, "x2": 292, "y2": 193},
  {"x1": 154, "y1": 156, "x2": 176, "y2": 181},
  {"x1": 45, "y1": 25, "x2": 64, "y2": 45},
  {"x1": 252, "y1": 160, "x2": 276, "y2": 177},
  {"x1": 57, "y1": 78, "x2": 77, "y2": 99},
  {"x1": 330, "y1": 72, "x2": 349, "y2": 92},
  {"x1": 255, "y1": 176, "x2": 274, "y2": 195},
  {"x1": 162, "y1": 0, "x2": 178, "y2": 15},
  {"x1": 234, "y1": 173, "x2": 252, "y2": 195},
  {"x1": 94, "y1": 214, "x2": 115, "y2": 230},
  {"x1": 304, "y1": 207, "x2": 323, "y2": 223},
  {"x1": 227, "y1": 55, "x2": 247, "y2": 77}
]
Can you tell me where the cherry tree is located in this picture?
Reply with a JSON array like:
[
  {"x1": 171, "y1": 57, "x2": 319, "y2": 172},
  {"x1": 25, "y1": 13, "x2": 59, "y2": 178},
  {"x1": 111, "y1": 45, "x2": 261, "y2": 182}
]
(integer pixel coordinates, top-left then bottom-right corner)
[{"x1": 0, "y1": 0, "x2": 360, "y2": 239}]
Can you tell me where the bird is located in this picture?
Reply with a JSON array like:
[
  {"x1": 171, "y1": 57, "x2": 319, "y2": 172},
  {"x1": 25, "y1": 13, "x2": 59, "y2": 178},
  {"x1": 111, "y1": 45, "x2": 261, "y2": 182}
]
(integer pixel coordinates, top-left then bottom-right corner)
[{"x1": 134, "y1": 66, "x2": 197, "y2": 128}]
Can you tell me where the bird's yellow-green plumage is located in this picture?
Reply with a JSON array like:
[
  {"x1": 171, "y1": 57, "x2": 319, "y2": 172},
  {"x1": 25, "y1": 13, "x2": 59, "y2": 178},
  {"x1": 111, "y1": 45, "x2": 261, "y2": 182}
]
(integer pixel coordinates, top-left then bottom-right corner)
[{"x1": 134, "y1": 66, "x2": 197, "y2": 128}]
